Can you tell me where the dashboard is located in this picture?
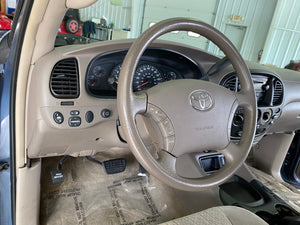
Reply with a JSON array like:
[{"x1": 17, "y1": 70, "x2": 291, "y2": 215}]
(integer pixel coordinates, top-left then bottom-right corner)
[
  {"x1": 26, "y1": 40, "x2": 300, "y2": 158},
  {"x1": 84, "y1": 48, "x2": 284, "y2": 140},
  {"x1": 85, "y1": 48, "x2": 204, "y2": 97},
  {"x1": 220, "y1": 72, "x2": 284, "y2": 139}
]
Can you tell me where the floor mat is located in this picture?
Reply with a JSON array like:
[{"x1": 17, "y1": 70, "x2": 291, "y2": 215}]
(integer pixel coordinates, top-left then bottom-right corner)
[
  {"x1": 40, "y1": 149, "x2": 219, "y2": 225},
  {"x1": 250, "y1": 166, "x2": 300, "y2": 213}
]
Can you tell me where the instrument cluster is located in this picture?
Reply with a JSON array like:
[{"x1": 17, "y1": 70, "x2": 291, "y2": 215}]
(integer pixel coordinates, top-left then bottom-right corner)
[{"x1": 85, "y1": 48, "x2": 203, "y2": 98}]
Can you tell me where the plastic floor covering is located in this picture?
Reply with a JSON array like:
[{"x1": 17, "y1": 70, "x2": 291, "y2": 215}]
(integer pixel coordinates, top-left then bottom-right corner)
[
  {"x1": 40, "y1": 149, "x2": 222, "y2": 225},
  {"x1": 40, "y1": 149, "x2": 300, "y2": 225},
  {"x1": 250, "y1": 166, "x2": 300, "y2": 213}
]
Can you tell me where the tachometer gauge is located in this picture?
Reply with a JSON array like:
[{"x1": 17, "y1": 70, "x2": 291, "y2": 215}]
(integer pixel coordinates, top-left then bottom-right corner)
[{"x1": 133, "y1": 64, "x2": 164, "y2": 91}]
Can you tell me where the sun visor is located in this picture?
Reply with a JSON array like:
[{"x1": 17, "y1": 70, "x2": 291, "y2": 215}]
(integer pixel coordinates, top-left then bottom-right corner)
[{"x1": 66, "y1": 0, "x2": 97, "y2": 9}]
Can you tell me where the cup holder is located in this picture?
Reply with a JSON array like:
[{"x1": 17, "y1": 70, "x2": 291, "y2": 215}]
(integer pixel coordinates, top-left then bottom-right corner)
[
  {"x1": 219, "y1": 176, "x2": 300, "y2": 225},
  {"x1": 219, "y1": 176, "x2": 264, "y2": 207}
]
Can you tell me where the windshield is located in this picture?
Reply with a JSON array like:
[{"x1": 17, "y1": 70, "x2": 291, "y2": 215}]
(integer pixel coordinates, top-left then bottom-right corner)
[{"x1": 55, "y1": 0, "x2": 299, "y2": 69}]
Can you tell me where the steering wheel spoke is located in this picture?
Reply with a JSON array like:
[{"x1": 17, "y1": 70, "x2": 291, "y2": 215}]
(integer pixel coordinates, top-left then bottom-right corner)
[
  {"x1": 221, "y1": 142, "x2": 243, "y2": 163},
  {"x1": 145, "y1": 143, "x2": 161, "y2": 160},
  {"x1": 129, "y1": 92, "x2": 148, "y2": 117},
  {"x1": 145, "y1": 103, "x2": 175, "y2": 152}
]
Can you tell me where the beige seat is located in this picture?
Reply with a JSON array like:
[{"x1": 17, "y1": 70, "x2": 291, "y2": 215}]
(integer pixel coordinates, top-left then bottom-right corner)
[{"x1": 160, "y1": 206, "x2": 268, "y2": 225}]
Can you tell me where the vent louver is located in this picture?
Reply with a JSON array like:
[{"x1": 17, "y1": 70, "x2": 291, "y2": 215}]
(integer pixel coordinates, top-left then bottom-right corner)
[
  {"x1": 273, "y1": 79, "x2": 283, "y2": 105},
  {"x1": 50, "y1": 58, "x2": 79, "y2": 98},
  {"x1": 223, "y1": 76, "x2": 240, "y2": 92}
]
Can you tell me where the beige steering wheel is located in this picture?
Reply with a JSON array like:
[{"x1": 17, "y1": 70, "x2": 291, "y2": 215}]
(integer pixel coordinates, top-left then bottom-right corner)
[{"x1": 117, "y1": 18, "x2": 257, "y2": 191}]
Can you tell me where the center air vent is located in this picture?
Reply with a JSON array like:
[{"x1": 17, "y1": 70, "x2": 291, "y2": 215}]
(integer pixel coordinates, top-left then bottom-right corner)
[
  {"x1": 273, "y1": 79, "x2": 283, "y2": 106},
  {"x1": 222, "y1": 74, "x2": 284, "y2": 107},
  {"x1": 223, "y1": 76, "x2": 240, "y2": 92},
  {"x1": 50, "y1": 58, "x2": 79, "y2": 98}
]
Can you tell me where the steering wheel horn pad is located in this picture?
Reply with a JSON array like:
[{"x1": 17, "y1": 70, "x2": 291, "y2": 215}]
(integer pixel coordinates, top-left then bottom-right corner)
[{"x1": 146, "y1": 79, "x2": 238, "y2": 157}]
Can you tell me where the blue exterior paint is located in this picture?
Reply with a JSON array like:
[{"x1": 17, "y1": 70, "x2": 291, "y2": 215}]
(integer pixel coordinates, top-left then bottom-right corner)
[
  {"x1": 0, "y1": 61, "x2": 12, "y2": 225},
  {"x1": 0, "y1": 31, "x2": 20, "y2": 225}
]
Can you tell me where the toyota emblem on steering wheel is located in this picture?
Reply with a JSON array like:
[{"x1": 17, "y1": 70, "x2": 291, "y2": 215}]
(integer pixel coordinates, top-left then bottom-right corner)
[{"x1": 190, "y1": 90, "x2": 213, "y2": 111}]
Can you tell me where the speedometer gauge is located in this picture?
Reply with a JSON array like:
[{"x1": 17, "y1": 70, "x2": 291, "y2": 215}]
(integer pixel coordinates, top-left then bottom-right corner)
[{"x1": 133, "y1": 64, "x2": 164, "y2": 91}]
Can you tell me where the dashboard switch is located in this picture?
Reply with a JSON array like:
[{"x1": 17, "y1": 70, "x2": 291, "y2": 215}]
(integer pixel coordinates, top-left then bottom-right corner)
[
  {"x1": 68, "y1": 117, "x2": 81, "y2": 127},
  {"x1": 70, "y1": 110, "x2": 80, "y2": 115},
  {"x1": 148, "y1": 105, "x2": 167, "y2": 122},
  {"x1": 101, "y1": 109, "x2": 111, "y2": 118},
  {"x1": 85, "y1": 111, "x2": 94, "y2": 123},
  {"x1": 53, "y1": 112, "x2": 64, "y2": 124}
]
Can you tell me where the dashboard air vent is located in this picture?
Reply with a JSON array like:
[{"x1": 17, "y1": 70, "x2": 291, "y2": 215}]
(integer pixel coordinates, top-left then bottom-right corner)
[
  {"x1": 223, "y1": 76, "x2": 240, "y2": 92},
  {"x1": 273, "y1": 79, "x2": 283, "y2": 105},
  {"x1": 50, "y1": 58, "x2": 79, "y2": 98}
]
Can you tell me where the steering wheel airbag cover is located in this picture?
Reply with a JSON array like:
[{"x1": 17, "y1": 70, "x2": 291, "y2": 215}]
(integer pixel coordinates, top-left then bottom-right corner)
[{"x1": 146, "y1": 79, "x2": 238, "y2": 156}]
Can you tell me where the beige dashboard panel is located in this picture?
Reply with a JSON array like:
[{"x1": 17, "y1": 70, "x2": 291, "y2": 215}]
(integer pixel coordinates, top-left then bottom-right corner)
[
  {"x1": 28, "y1": 119, "x2": 127, "y2": 158},
  {"x1": 26, "y1": 38, "x2": 300, "y2": 159},
  {"x1": 26, "y1": 40, "x2": 220, "y2": 158},
  {"x1": 253, "y1": 132, "x2": 295, "y2": 182}
]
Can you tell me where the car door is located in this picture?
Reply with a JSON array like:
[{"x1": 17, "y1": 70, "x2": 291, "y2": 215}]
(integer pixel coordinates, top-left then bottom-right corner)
[{"x1": 0, "y1": 0, "x2": 33, "y2": 224}]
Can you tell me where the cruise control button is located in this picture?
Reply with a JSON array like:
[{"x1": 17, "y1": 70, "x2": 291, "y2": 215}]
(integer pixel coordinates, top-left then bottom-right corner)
[
  {"x1": 148, "y1": 105, "x2": 167, "y2": 122},
  {"x1": 161, "y1": 119, "x2": 175, "y2": 136},
  {"x1": 53, "y1": 112, "x2": 64, "y2": 124},
  {"x1": 85, "y1": 111, "x2": 94, "y2": 123},
  {"x1": 68, "y1": 117, "x2": 81, "y2": 127},
  {"x1": 158, "y1": 118, "x2": 175, "y2": 137}
]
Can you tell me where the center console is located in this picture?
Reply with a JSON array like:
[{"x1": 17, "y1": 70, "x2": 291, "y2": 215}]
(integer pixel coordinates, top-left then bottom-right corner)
[{"x1": 220, "y1": 176, "x2": 300, "y2": 225}]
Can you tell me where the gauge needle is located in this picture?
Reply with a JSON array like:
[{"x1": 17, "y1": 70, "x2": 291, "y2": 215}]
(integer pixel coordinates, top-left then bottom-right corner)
[{"x1": 137, "y1": 81, "x2": 149, "y2": 88}]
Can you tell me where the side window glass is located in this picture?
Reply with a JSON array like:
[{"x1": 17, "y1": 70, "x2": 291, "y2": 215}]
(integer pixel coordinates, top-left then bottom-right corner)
[{"x1": 56, "y1": 9, "x2": 85, "y2": 46}]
